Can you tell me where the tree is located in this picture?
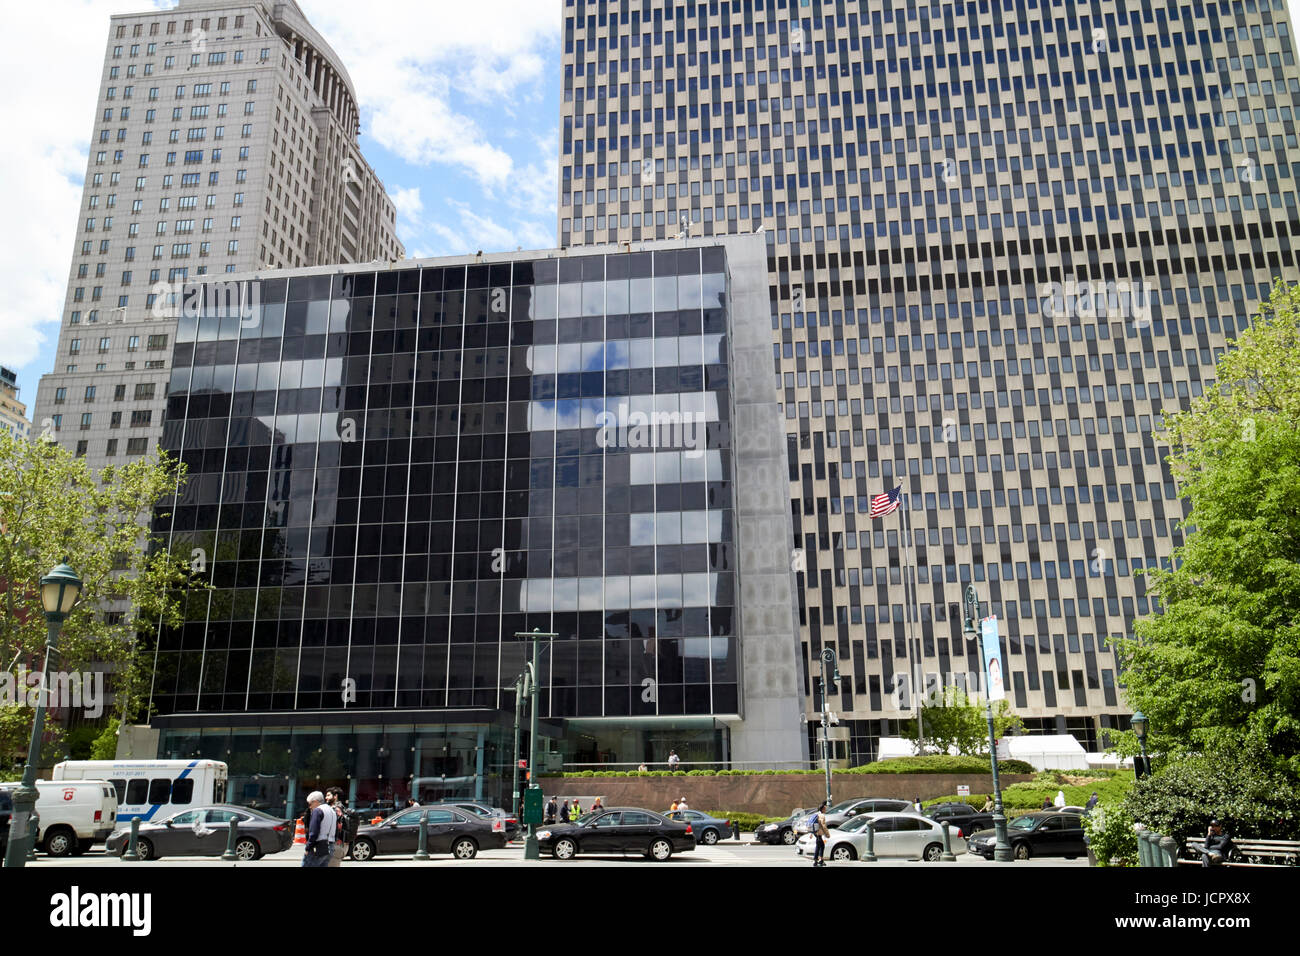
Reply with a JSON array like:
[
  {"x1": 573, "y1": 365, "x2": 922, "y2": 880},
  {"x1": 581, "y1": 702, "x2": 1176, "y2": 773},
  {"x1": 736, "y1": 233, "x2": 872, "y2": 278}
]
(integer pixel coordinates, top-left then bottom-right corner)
[
  {"x1": 1112, "y1": 282, "x2": 1300, "y2": 774},
  {"x1": 0, "y1": 431, "x2": 196, "y2": 755},
  {"x1": 904, "y1": 686, "x2": 1023, "y2": 756}
]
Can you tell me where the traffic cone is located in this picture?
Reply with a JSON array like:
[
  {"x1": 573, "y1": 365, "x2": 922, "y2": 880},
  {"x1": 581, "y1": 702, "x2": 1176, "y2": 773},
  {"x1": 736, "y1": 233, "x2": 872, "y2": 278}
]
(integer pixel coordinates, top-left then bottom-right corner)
[{"x1": 293, "y1": 817, "x2": 306, "y2": 845}]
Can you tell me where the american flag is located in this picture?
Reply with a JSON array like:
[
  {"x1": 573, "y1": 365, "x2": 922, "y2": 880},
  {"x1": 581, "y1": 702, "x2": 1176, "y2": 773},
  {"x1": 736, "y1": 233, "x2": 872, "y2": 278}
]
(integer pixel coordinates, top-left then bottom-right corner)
[{"x1": 868, "y1": 485, "x2": 902, "y2": 518}]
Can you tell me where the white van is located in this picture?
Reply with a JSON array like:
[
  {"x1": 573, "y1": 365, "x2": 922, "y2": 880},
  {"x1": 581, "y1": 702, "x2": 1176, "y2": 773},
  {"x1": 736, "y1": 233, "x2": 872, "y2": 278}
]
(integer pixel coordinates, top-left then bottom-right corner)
[
  {"x1": 0, "y1": 779, "x2": 118, "y2": 856},
  {"x1": 52, "y1": 759, "x2": 228, "y2": 822}
]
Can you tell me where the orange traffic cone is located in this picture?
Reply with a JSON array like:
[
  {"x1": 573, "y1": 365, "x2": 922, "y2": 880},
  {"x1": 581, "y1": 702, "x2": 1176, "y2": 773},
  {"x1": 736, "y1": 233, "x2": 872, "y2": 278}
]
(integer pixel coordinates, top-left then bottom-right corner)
[{"x1": 293, "y1": 817, "x2": 306, "y2": 845}]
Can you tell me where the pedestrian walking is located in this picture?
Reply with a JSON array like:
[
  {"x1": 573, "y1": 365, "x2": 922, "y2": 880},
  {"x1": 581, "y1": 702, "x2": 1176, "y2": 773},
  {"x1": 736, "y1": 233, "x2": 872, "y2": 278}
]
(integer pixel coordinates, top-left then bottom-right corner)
[
  {"x1": 667, "y1": 750, "x2": 680, "y2": 771},
  {"x1": 670, "y1": 799, "x2": 679, "y2": 812},
  {"x1": 981, "y1": 795, "x2": 994, "y2": 812},
  {"x1": 913, "y1": 795, "x2": 923, "y2": 813},
  {"x1": 570, "y1": 799, "x2": 583, "y2": 821},
  {"x1": 325, "y1": 786, "x2": 354, "y2": 867},
  {"x1": 560, "y1": 800, "x2": 570, "y2": 823},
  {"x1": 812, "y1": 802, "x2": 830, "y2": 866},
  {"x1": 302, "y1": 791, "x2": 336, "y2": 868},
  {"x1": 591, "y1": 797, "x2": 603, "y2": 813},
  {"x1": 637, "y1": 763, "x2": 648, "y2": 772},
  {"x1": 1041, "y1": 798, "x2": 1052, "y2": 810},
  {"x1": 677, "y1": 796, "x2": 689, "y2": 811},
  {"x1": 545, "y1": 797, "x2": 558, "y2": 825},
  {"x1": 1084, "y1": 791, "x2": 1099, "y2": 813}
]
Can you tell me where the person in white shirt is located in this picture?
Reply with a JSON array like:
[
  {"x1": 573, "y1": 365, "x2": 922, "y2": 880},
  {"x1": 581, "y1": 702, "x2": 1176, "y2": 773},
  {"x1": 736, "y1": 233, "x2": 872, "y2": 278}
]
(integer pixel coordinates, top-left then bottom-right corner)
[{"x1": 302, "y1": 791, "x2": 336, "y2": 868}]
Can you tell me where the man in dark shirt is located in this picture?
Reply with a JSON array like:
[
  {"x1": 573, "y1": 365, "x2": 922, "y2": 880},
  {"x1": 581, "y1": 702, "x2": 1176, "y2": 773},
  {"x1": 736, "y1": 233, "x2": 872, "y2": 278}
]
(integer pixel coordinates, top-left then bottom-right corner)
[
  {"x1": 1201, "y1": 819, "x2": 1236, "y2": 867},
  {"x1": 302, "y1": 791, "x2": 335, "y2": 868}
]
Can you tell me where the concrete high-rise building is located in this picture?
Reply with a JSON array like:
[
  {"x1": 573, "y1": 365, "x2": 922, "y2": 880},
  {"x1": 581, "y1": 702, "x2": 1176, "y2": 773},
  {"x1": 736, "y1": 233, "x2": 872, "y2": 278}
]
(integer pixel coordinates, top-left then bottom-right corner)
[
  {"x1": 559, "y1": 1, "x2": 1300, "y2": 761},
  {"x1": 0, "y1": 367, "x2": 32, "y2": 441},
  {"x1": 33, "y1": 0, "x2": 403, "y2": 472}
]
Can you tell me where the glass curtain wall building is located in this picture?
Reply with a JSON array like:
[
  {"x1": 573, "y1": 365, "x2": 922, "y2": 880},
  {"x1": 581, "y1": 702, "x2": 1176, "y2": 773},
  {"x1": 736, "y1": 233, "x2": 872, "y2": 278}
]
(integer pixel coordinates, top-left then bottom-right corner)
[
  {"x1": 147, "y1": 235, "x2": 803, "y2": 812},
  {"x1": 558, "y1": 0, "x2": 1300, "y2": 761}
]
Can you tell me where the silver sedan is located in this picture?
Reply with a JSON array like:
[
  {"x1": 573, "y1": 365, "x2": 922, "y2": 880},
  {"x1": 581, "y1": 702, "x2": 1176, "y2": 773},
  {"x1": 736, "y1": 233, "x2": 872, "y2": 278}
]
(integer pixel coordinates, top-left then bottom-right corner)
[{"x1": 796, "y1": 812, "x2": 961, "y2": 862}]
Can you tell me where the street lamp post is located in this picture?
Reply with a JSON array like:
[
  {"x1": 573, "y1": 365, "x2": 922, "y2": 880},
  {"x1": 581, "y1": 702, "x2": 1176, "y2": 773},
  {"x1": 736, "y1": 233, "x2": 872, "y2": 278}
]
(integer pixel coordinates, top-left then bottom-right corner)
[
  {"x1": 514, "y1": 628, "x2": 554, "y2": 861},
  {"x1": 818, "y1": 646, "x2": 839, "y2": 809},
  {"x1": 1131, "y1": 712, "x2": 1150, "y2": 780},
  {"x1": 3, "y1": 563, "x2": 82, "y2": 869},
  {"x1": 963, "y1": 584, "x2": 1012, "y2": 863}
]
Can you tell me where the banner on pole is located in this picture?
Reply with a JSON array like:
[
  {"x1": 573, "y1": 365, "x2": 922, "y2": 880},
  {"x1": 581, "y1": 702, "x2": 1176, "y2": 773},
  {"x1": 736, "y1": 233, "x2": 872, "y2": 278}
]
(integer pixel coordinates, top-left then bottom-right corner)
[{"x1": 981, "y1": 616, "x2": 1005, "y2": 702}]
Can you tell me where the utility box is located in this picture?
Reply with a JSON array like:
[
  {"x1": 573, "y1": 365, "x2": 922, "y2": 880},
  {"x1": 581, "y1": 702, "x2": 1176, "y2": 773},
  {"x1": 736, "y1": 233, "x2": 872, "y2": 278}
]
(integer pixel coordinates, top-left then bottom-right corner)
[{"x1": 523, "y1": 787, "x2": 544, "y2": 825}]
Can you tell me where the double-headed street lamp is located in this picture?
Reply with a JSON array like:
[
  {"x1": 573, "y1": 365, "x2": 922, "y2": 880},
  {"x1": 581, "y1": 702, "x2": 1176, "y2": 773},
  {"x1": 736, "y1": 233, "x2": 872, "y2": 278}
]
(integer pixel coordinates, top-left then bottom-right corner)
[
  {"x1": 512, "y1": 628, "x2": 554, "y2": 861},
  {"x1": 4, "y1": 563, "x2": 82, "y2": 869},
  {"x1": 816, "y1": 646, "x2": 839, "y2": 809},
  {"x1": 963, "y1": 584, "x2": 1012, "y2": 863}
]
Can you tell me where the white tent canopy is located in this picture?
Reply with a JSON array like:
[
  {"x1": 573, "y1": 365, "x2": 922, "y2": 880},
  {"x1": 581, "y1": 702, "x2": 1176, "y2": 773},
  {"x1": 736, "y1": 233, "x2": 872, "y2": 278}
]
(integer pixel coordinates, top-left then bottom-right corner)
[{"x1": 998, "y1": 734, "x2": 1089, "y2": 770}]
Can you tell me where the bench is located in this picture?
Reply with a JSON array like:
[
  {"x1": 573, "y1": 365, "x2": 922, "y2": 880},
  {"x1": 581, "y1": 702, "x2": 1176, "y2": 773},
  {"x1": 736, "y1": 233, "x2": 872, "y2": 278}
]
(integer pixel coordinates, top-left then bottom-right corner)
[{"x1": 1182, "y1": 836, "x2": 1300, "y2": 867}]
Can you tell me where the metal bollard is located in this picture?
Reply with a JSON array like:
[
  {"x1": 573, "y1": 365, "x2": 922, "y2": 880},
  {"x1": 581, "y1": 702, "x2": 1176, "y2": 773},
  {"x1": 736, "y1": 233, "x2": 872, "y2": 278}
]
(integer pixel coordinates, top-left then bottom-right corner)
[
  {"x1": 221, "y1": 816, "x2": 240, "y2": 861},
  {"x1": 940, "y1": 821, "x2": 957, "y2": 861},
  {"x1": 732, "y1": 820, "x2": 741, "y2": 841},
  {"x1": 26, "y1": 816, "x2": 39, "y2": 862},
  {"x1": 862, "y1": 822, "x2": 877, "y2": 862},
  {"x1": 123, "y1": 817, "x2": 140, "y2": 862},
  {"x1": 1134, "y1": 825, "x2": 1150, "y2": 867},
  {"x1": 413, "y1": 810, "x2": 430, "y2": 861},
  {"x1": 1159, "y1": 835, "x2": 1178, "y2": 868}
]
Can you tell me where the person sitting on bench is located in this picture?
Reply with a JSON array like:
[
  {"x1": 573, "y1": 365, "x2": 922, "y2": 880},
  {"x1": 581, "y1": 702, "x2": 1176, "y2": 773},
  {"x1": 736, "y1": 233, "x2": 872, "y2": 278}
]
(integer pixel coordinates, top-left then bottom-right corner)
[{"x1": 1201, "y1": 819, "x2": 1237, "y2": 867}]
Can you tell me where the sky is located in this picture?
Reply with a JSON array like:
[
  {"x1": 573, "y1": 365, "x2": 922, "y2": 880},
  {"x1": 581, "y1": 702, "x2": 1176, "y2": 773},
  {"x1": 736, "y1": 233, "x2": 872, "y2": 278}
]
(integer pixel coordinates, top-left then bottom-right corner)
[
  {"x1": 0, "y1": 0, "x2": 563, "y2": 407},
  {"x1": 4, "y1": 0, "x2": 1300, "y2": 409}
]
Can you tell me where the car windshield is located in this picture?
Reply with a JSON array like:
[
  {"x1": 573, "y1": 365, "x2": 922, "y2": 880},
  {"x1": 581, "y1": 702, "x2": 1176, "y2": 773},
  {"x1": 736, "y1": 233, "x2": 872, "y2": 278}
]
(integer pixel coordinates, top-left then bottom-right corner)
[
  {"x1": 574, "y1": 811, "x2": 601, "y2": 826},
  {"x1": 840, "y1": 815, "x2": 872, "y2": 832},
  {"x1": 1010, "y1": 815, "x2": 1039, "y2": 831}
]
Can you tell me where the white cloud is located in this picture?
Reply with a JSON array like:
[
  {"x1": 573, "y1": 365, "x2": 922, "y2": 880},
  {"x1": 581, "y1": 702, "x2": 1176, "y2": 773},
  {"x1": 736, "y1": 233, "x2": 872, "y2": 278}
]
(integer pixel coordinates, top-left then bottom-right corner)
[
  {"x1": 390, "y1": 186, "x2": 424, "y2": 223},
  {"x1": 301, "y1": 0, "x2": 560, "y2": 188},
  {"x1": 428, "y1": 201, "x2": 553, "y2": 257}
]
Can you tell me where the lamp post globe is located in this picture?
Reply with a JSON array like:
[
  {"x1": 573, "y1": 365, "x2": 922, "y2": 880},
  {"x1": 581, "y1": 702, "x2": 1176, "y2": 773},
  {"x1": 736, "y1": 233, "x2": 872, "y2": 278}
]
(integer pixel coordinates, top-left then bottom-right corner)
[{"x1": 3, "y1": 563, "x2": 82, "y2": 868}]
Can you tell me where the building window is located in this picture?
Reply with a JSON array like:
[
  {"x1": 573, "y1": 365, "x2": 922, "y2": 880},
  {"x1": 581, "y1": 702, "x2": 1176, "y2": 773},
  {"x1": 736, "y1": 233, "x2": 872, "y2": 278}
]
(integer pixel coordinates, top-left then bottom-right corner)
[
  {"x1": 125, "y1": 437, "x2": 148, "y2": 455},
  {"x1": 105, "y1": 438, "x2": 118, "y2": 457},
  {"x1": 80, "y1": 413, "x2": 92, "y2": 431},
  {"x1": 134, "y1": 383, "x2": 156, "y2": 400},
  {"x1": 54, "y1": 387, "x2": 66, "y2": 404},
  {"x1": 130, "y1": 410, "x2": 153, "y2": 427}
]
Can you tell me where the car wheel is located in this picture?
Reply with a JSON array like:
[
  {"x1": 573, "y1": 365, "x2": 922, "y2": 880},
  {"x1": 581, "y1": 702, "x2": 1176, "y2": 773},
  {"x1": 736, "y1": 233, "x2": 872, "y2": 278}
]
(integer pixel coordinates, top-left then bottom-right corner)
[
  {"x1": 923, "y1": 843, "x2": 943, "y2": 862},
  {"x1": 780, "y1": 828, "x2": 796, "y2": 846},
  {"x1": 553, "y1": 837, "x2": 577, "y2": 860},
  {"x1": 234, "y1": 838, "x2": 261, "y2": 861},
  {"x1": 701, "y1": 828, "x2": 719, "y2": 846},
  {"x1": 452, "y1": 837, "x2": 478, "y2": 860},
  {"x1": 831, "y1": 843, "x2": 856, "y2": 862},
  {"x1": 135, "y1": 837, "x2": 155, "y2": 861},
  {"x1": 350, "y1": 837, "x2": 376, "y2": 862},
  {"x1": 648, "y1": 838, "x2": 673, "y2": 861},
  {"x1": 1014, "y1": 842, "x2": 1032, "y2": 861},
  {"x1": 43, "y1": 826, "x2": 76, "y2": 858}
]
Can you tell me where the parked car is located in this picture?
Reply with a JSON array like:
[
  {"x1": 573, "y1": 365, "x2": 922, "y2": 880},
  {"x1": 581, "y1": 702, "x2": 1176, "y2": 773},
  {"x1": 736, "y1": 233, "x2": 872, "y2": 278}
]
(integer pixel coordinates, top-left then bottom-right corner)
[
  {"x1": 350, "y1": 805, "x2": 506, "y2": 861},
  {"x1": 924, "y1": 801, "x2": 996, "y2": 834},
  {"x1": 754, "y1": 809, "x2": 814, "y2": 846},
  {"x1": 664, "y1": 809, "x2": 732, "y2": 844},
  {"x1": 796, "y1": 812, "x2": 957, "y2": 862},
  {"x1": 430, "y1": 799, "x2": 521, "y2": 841},
  {"x1": 0, "y1": 779, "x2": 118, "y2": 856},
  {"x1": 794, "y1": 797, "x2": 913, "y2": 834},
  {"x1": 104, "y1": 805, "x2": 293, "y2": 861},
  {"x1": 966, "y1": 811, "x2": 1087, "y2": 860},
  {"x1": 536, "y1": 807, "x2": 695, "y2": 861}
]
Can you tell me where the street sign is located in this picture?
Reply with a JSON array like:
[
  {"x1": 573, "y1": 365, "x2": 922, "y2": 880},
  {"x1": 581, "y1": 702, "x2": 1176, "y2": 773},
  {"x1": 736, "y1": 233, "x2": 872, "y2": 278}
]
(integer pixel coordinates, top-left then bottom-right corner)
[
  {"x1": 523, "y1": 786, "x2": 544, "y2": 825},
  {"x1": 517, "y1": 759, "x2": 527, "y2": 769},
  {"x1": 957, "y1": 785, "x2": 970, "y2": 797}
]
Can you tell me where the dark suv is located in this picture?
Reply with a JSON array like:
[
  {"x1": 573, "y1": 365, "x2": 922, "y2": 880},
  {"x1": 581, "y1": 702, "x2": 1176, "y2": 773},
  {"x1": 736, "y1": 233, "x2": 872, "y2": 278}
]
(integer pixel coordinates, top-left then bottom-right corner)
[
  {"x1": 925, "y1": 801, "x2": 997, "y2": 834},
  {"x1": 0, "y1": 789, "x2": 11, "y2": 859}
]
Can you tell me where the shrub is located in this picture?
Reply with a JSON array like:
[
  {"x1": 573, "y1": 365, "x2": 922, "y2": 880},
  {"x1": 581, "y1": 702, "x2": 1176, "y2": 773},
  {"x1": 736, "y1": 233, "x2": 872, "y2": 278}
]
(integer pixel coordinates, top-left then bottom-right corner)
[
  {"x1": 1083, "y1": 803, "x2": 1138, "y2": 866},
  {"x1": 1123, "y1": 744, "x2": 1300, "y2": 843},
  {"x1": 709, "y1": 811, "x2": 785, "y2": 832},
  {"x1": 844, "y1": 755, "x2": 1034, "y2": 775}
]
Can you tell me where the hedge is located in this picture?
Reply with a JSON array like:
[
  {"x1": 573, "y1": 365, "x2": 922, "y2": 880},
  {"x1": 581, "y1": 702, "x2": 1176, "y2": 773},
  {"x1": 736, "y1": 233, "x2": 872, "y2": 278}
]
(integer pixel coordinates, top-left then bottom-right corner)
[{"x1": 543, "y1": 756, "x2": 1035, "y2": 777}]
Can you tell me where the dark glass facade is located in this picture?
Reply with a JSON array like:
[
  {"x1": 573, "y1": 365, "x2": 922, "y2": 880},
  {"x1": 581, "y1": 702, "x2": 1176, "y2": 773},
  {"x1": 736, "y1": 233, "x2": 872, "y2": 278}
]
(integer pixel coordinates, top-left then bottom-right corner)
[{"x1": 147, "y1": 241, "x2": 797, "y2": 801}]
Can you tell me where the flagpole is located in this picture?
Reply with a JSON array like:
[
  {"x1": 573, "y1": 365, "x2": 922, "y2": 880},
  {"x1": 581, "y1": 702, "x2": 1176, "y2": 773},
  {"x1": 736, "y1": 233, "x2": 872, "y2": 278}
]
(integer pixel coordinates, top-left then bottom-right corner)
[{"x1": 901, "y1": 490, "x2": 924, "y2": 755}]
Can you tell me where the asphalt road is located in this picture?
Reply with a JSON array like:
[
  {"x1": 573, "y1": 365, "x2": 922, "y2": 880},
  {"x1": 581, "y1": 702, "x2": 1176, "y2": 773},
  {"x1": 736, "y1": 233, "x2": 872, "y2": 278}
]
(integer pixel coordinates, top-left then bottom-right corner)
[{"x1": 26, "y1": 836, "x2": 1089, "y2": 868}]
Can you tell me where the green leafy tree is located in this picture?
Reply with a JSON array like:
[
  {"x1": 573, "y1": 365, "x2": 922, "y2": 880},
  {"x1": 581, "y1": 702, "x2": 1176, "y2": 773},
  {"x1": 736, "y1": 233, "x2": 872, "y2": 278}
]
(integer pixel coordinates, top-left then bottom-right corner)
[
  {"x1": 1111, "y1": 282, "x2": 1300, "y2": 773},
  {"x1": 904, "y1": 686, "x2": 1023, "y2": 756},
  {"x1": 91, "y1": 718, "x2": 120, "y2": 760},
  {"x1": 0, "y1": 432, "x2": 197, "y2": 754}
]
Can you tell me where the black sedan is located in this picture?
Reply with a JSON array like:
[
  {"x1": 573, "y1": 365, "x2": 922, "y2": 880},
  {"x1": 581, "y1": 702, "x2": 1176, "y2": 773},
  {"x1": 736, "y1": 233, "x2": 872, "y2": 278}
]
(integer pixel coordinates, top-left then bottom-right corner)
[
  {"x1": 537, "y1": 807, "x2": 696, "y2": 861},
  {"x1": 754, "y1": 808, "x2": 814, "y2": 845},
  {"x1": 966, "y1": 811, "x2": 1087, "y2": 861},
  {"x1": 665, "y1": 809, "x2": 732, "y2": 844},
  {"x1": 350, "y1": 805, "x2": 506, "y2": 861},
  {"x1": 104, "y1": 805, "x2": 293, "y2": 861},
  {"x1": 925, "y1": 801, "x2": 997, "y2": 834}
]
